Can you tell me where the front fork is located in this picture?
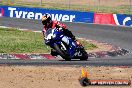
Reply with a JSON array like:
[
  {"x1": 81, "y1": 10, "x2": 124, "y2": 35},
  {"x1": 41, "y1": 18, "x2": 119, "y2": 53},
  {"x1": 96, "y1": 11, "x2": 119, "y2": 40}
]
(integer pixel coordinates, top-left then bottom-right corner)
[{"x1": 62, "y1": 36, "x2": 76, "y2": 58}]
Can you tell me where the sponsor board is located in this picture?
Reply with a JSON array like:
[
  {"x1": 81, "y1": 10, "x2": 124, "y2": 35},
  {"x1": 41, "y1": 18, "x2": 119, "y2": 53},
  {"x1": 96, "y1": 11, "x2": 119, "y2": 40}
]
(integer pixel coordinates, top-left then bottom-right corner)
[
  {"x1": 94, "y1": 13, "x2": 116, "y2": 25},
  {"x1": 0, "y1": 6, "x2": 94, "y2": 23},
  {"x1": 0, "y1": 8, "x2": 4, "y2": 17},
  {"x1": 113, "y1": 14, "x2": 132, "y2": 26},
  {"x1": 94, "y1": 13, "x2": 132, "y2": 27},
  {"x1": 0, "y1": 5, "x2": 131, "y2": 26}
]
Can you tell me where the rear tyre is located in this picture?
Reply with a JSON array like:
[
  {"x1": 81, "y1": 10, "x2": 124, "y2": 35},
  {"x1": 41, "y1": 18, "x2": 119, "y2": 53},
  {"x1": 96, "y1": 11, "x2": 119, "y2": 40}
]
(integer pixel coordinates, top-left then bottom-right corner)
[{"x1": 54, "y1": 44, "x2": 71, "y2": 61}]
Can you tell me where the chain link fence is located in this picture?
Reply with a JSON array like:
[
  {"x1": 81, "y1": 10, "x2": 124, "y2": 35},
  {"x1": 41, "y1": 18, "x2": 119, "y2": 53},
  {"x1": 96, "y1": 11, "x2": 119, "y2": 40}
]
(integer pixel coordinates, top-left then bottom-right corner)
[{"x1": 0, "y1": 0, "x2": 132, "y2": 14}]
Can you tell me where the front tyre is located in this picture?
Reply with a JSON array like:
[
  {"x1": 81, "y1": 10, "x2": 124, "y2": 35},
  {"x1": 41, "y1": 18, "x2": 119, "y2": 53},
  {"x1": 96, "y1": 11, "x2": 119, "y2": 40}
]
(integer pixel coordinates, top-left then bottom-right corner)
[
  {"x1": 54, "y1": 44, "x2": 71, "y2": 61},
  {"x1": 80, "y1": 50, "x2": 88, "y2": 61}
]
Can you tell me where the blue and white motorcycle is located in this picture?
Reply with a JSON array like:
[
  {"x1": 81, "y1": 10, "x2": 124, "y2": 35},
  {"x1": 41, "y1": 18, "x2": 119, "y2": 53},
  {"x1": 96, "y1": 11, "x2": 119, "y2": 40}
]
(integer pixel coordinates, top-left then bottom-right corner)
[{"x1": 45, "y1": 28, "x2": 88, "y2": 61}]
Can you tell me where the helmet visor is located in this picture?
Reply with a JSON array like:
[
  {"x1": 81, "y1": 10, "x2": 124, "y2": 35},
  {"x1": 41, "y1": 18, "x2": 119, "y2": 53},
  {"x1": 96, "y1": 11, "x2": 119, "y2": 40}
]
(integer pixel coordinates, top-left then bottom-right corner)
[{"x1": 42, "y1": 20, "x2": 47, "y2": 25}]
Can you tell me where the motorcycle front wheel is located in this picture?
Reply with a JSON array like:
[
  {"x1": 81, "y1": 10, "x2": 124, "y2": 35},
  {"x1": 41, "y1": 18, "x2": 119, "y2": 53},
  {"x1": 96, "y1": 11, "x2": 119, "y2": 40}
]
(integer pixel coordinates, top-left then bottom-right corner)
[
  {"x1": 54, "y1": 44, "x2": 71, "y2": 61},
  {"x1": 80, "y1": 49, "x2": 88, "y2": 61}
]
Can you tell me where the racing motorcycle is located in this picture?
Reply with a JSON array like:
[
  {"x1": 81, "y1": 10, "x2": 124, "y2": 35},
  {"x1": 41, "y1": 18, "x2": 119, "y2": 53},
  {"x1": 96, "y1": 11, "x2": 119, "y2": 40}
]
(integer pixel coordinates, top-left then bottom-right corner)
[{"x1": 44, "y1": 28, "x2": 88, "y2": 61}]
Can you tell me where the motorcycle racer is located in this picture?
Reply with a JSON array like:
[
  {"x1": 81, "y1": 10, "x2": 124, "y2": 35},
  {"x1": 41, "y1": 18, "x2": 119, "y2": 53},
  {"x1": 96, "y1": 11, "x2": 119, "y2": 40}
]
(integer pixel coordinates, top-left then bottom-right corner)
[
  {"x1": 41, "y1": 14, "x2": 77, "y2": 57},
  {"x1": 42, "y1": 14, "x2": 76, "y2": 41}
]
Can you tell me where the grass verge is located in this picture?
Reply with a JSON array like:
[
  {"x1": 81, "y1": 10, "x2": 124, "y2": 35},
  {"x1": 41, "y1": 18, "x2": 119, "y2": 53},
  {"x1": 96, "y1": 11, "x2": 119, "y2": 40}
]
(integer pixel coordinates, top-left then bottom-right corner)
[{"x1": 0, "y1": 28, "x2": 97, "y2": 53}]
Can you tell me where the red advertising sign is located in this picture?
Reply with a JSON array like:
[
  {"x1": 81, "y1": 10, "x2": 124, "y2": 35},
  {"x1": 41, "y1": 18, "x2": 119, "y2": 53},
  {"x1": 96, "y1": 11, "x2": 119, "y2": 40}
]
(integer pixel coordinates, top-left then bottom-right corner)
[
  {"x1": 94, "y1": 13, "x2": 116, "y2": 25},
  {"x1": 0, "y1": 8, "x2": 4, "y2": 17}
]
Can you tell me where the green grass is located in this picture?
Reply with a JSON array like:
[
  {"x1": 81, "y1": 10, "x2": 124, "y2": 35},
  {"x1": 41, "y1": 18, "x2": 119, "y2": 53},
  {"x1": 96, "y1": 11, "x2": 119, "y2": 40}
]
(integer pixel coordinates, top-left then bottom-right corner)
[
  {"x1": 0, "y1": 28, "x2": 97, "y2": 53},
  {"x1": 0, "y1": 28, "x2": 50, "y2": 53},
  {"x1": 79, "y1": 40, "x2": 97, "y2": 50}
]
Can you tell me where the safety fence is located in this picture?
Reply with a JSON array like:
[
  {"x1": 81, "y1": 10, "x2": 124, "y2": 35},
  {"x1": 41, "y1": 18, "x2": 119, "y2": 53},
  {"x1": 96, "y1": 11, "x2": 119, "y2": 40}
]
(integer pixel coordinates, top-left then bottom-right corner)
[
  {"x1": 0, "y1": 5, "x2": 132, "y2": 26},
  {"x1": 0, "y1": 0, "x2": 132, "y2": 14}
]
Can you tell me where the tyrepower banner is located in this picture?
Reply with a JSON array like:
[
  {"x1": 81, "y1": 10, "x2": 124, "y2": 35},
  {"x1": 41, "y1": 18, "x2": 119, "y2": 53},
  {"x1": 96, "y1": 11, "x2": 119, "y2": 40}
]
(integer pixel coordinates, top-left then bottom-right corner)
[
  {"x1": 94, "y1": 13, "x2": 132, "y2": 27},
  {"x1": 0, "y1": 5, "x2": 94, "y2": 23}
]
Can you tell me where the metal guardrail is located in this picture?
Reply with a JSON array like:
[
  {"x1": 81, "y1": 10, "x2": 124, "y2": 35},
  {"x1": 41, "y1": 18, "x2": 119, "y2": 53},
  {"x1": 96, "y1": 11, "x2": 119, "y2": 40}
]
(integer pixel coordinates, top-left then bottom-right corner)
[{"x1": 0, "y1": 0, "x2": 132, "y2": 14}]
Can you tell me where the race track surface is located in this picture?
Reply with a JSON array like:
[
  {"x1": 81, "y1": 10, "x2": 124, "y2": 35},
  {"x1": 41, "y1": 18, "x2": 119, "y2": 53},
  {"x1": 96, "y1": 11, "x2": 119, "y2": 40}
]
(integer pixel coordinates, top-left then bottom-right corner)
[{"x1": 0, "y1": 17, "x2": 132, "y2": 66}]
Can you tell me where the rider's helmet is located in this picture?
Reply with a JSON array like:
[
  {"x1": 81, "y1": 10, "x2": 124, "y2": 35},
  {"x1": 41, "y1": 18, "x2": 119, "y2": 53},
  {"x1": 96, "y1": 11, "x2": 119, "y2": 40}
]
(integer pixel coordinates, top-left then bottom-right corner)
[{"x1": 41, "y1": 14, "x2": 52, "y2": 26}]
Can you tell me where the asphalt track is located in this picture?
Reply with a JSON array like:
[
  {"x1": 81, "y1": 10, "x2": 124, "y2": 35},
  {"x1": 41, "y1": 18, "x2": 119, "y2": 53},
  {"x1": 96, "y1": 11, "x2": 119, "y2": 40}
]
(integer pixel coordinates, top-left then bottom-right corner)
[{"x1": 0, "y1": 17, "x2": 132, "y2": 66}]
